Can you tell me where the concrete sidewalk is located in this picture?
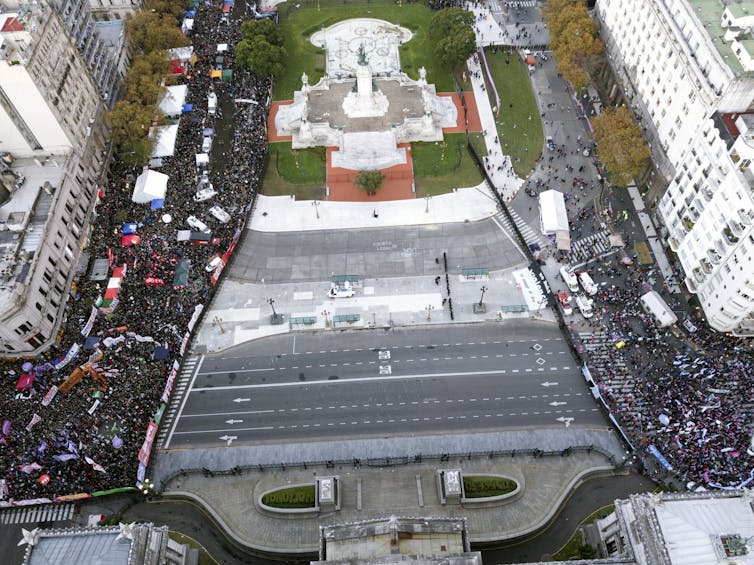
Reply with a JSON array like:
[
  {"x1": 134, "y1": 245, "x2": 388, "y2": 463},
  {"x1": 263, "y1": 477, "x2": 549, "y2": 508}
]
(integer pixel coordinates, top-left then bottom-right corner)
[
  {"x1": 157, "y1": 428, "x2": 625, "y2": 554},
  {"x1": 249, "y1": 185, "x2": 499, "y2": 232}
]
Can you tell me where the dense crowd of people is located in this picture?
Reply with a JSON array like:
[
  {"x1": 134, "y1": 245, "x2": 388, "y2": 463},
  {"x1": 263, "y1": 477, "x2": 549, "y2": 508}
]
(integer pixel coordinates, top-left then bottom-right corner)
[
  {"x1": 574, "y1": 256, "x2": 754, "y2": 488},
  {"x1": 0, "y1": 0, "x2": 270, "y2": 502}
]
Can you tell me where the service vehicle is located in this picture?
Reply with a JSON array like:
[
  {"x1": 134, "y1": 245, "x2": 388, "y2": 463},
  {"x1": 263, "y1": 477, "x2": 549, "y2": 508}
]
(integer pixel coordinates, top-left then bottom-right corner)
[
  {"x1": 559, "y1": 266, "x2": 579, "y2": 293},
  {"x1": 578, "y1": 271, "x2": 598, "y2": 296},
  {"x1": 556, "y1": 290, "x2": 573, "y2": 315}
]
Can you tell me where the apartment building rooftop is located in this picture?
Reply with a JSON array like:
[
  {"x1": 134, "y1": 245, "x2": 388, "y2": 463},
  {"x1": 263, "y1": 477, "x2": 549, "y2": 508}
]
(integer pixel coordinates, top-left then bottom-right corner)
[
  {"x1": 0, "y1": 157, "x2": 64, "y2": 312},
  {"x1": 689, "y1": 0, "x2": 754, "y2": 74}
]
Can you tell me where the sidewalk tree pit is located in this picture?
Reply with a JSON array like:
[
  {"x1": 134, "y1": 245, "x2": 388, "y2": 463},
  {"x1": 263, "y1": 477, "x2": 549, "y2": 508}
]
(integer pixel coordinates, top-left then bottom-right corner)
[
  {"x1": 463, "y1": 475, "x2": 518, "y2": 498},
  {"x1": 261, "y1": 485, "x2": 316, "y2": 508}
]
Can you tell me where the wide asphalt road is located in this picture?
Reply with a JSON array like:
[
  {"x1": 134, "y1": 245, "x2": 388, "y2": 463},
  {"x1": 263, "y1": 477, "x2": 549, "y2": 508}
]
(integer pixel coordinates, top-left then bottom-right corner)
[{"x1": 163, "y1": 322, "x2": 604, "y2": 449}]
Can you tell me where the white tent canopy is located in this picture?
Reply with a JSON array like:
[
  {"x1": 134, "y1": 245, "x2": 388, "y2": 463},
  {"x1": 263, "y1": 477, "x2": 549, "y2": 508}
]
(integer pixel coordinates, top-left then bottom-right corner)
[
  {"x1": 539, "y1": 189, "x2": 569, "y2": 235},
  {"x1": 167, "y1": 46, "x2": 194, "y2": 62},
  {"x1": 195, "y1": 153, "x2": 209, "y2": 167},
  {"x1": 132, "y1": 170, "x2": 169, "y2": 203},
  {"x1": 157, "y1": 85, "x2": 188, "y2": 117},
  {"x1": 149, "y1": 124, "x2": 179, "y2": 158}
]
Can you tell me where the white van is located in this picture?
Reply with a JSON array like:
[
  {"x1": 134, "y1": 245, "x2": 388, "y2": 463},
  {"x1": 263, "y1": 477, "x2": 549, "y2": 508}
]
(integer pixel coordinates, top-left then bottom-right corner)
[
  {"x1": 208, "y1": 205, "x2": 230, "y2": 223},
  {"x1": 560, "y1": 266, "x2": 579, "y2": 293},
  {"x1": 186, "y1": 215, "x2": 210, "y2": 234},
  {"x1": 201, "y1": 136, "x2": 212, "y2": 153},
  {"x1": 575, "y1": 294, "x2": 594, "y2": 318},
  {"x1": 578, "y1": 271, "x2": 598, "y2": 296},
  {"x1": 640, "y1": 290, "x2": 678, "y2": 328},
  {"x1": 193, "y1": 187, "x2": 217, "y2": 202}
]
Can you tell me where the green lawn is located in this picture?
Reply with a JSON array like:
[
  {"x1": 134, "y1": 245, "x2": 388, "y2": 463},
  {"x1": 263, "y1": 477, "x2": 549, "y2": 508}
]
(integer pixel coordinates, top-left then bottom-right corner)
[
  {"x1": 481, "y1": 46, "x2": 543, "y2": 178},
  {"x1": 463, "y1": 475, "x2": 518, "y2": 498},
  {"x1": 261, "y1": 142, "x2": 326, "y2": 199},
  {"x1": 412, "y1": 133, "x2": 483, "y2": 196},
  {"x1": 274, "y1": 2, "x2": 465, "y2": 101}
]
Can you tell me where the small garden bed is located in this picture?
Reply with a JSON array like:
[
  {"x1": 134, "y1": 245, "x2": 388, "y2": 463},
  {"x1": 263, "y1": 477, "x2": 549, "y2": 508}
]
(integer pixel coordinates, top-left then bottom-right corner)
[
  {"x1": 261, "y1": 484, "x2": 316, "y2": 508},
  {"x1": 463, "y1": 475, "x2": 518, "y2": 498}
]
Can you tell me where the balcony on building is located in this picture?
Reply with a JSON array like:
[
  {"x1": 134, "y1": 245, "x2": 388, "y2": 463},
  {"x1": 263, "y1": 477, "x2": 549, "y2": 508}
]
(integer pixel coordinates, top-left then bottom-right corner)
[
  {"x1": 723, "y1": 225, "x2": 740, "y2": 245},
  {"x1": 729, "y1": 220, "x2": 744, "y2": 237},
  {"x1": 692, "y1": 266, "x2": 705, "y2": 283},
  {"x1": 682, "y1": 216, "x2": 696, "y2": 231},
  {"x1": 707, "y1": 248, "x2": 722, "y2": 265},
  {"x1": 668, "y1": 236, "x2": 680, "y2": 251},
  {"x1": 739, "y1": 209, "x2": 754, "y2": 226},
  {"x1": 700, "y1": 258, "x2": 713, "y2": 274},
  {"x1": 685, "y1": 276, "x2": 698, "y2": 293},
  {"x1": 701, "y1": 186, "x2": 714, "y2": 202}
]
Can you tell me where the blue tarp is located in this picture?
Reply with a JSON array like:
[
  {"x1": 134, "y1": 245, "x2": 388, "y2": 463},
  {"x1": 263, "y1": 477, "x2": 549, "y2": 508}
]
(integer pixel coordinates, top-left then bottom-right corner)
[
  {"x1": 223, "y1": 0, "x2": 234, "y2": 6},
  {"x1": 181, "y1": 103, "x2": 193, "y2": 114},
  {"x1": 648, "y1": 444, "x2": 674, "y2": 471},
  {"x1": 152, "y1": 345, "x2": 169, "y2": 361},
  {"x1": 122, "y1": 223, "x2": 138, "y2": 235},
  {"x1": 203, "y1": 127, "x2": 214, "y2": 137},
  {"x1": 150, "y1": 199, "x2": 165, "y2": 210},
  {"x1": 83, "y1": 336, "x2": 101, "y2": 351},
  {"x1": 185, "y1": 9, "x2": 196, "y2": 17}
]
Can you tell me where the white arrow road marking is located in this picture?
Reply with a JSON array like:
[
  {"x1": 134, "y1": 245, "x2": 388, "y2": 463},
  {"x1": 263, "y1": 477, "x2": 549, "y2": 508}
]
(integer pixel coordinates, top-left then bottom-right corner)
[
  {"x1": 541, "y1": 381, "x2": 559, "y2": 387},
  {"x1": 233, "y1": 398, "x2": 251, "y2": 403},
  {"x1": 219, "y1": 435, "x2": 237, "y2": 446},
  {"x1": 556, "y1": 417, "x2": 574, "y2": 427},
  {"x1": 549, "y1": 401, "x2": 567, "y2": 407},
  {"x1": 225, "y1": 419, "x2": 244, "y2": 424}
]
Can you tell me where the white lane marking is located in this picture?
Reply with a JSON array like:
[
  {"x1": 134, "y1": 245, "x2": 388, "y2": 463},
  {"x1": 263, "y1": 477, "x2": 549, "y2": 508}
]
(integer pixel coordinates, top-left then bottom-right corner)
[
  {"x1": 173, "y1": 426, "x2": 274, "y2": 435},
  {"x1": 181, "y1": 409, "x2": 275, "y2": 418},
  {"x1": 197, "y1": 367, "x2": 274, "y2": 376}
]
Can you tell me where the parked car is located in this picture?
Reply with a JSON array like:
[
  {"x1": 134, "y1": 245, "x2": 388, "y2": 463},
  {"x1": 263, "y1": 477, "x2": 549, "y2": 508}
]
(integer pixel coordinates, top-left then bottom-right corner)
[
  {"x1": 682, "y1": 318, "x2": 698, "y2": 333},
  {"x1": 575, "y1": 294, "x2": 594, "y2": 318},
  {"x1": 559, "y1": 266, "x2": 579, "y2": 293},
  {"x1": 208, "y1": 205, "x2": 230, "y2": 223},
  {"x1": 556, "y1": 291, "x2": 573, "y2": 315},
  {"x1": 186, "y1": 215, "x2": 210, "y2": 234},
  {"x1": 578, "y1": 271, "x2": 598, "y2": 296},
  {"x1": 201, "y1": 136, "x2": 213, "y2": 153},
  {"x1": 546, "y1": 136, "x2": 556, "y2": 151}
]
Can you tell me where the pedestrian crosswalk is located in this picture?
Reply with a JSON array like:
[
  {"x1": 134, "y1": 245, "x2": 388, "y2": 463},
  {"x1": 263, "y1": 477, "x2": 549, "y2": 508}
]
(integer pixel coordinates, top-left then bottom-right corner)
[
  {"x1": 505, "y1": 0, "x2": 536, "y2": 7},
  {"x1": 0, "y1": 503, "x2": 74, "y2": 525},
  {"x1": 156, "y1": 355, "x2": 203, "y2": 449},
  {"x1": 495, "y1": 208, "x2": 546, "y2": 250},
  {"x1": 570, "y1": 230, "x2": 611, "y2": 266}
]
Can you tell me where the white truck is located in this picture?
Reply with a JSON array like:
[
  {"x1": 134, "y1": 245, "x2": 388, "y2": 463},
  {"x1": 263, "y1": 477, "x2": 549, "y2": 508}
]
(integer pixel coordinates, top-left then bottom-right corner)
[{"x1": 575, "y1": 294, "x2": 594, "y2": 319}]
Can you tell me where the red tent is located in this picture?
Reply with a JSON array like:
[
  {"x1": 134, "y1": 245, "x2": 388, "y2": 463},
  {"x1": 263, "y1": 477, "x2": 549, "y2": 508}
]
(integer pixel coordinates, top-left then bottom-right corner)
[
  {"x1": 16, "y1": 373, "x2": 35, "y2": 391},
  {"x1": 121, "y1": 234, "x2": 141, "y2": 247},
  {"x1": 525, "y1": 54, "x2": 536, "y2": 66},
  {"x1": 222, "y1": 4, "x2": 231, "y2": 12}
]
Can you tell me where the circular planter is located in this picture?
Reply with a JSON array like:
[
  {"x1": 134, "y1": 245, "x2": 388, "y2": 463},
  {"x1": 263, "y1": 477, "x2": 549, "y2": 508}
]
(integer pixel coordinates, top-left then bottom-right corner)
[
  {"x1": 461, "y1": 473, "x2": 522, "y2": 504},
  {"x1": 257, "y1": 483, "x2": 318, "y2": 515}
]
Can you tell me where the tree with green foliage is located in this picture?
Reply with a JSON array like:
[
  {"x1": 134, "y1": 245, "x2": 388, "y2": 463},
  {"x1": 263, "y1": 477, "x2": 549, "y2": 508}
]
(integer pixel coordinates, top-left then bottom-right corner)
[
  {"x1": 593, "y1": 106, "x2": 650, "y2": 186},
  {"x1": 236, "y1": 35, "x2": 286, "y2": 78},
  {"x1": 126, "y1": 11, "x2": 190, "y2": 55},
  {"x1": 354, "y1": 170, "x2": 385, "y2": 196},
  {"x1": 240, "y1": 18, "x2": 284, "y2": 47},
  {"x1": 108, "y1": 101, "x2": 158, "y2": 167},
  {"x1": 543, "y1": 0, "x2": 603, "y2": 90},
  {"x1": 124, "y1": 50, "x2": 170, "y2": 106},
  {"x1": 144, "y1": 0, "x2": 191, "y2": 20},
  {"x1": 429, "y1": 8, "x2": 476, "y2": 69}
]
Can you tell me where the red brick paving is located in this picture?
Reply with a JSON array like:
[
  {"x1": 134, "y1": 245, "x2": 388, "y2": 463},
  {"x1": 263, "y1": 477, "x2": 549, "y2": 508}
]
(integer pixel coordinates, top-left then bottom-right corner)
[
  {"x1": 327, "y1": 144, "x2": 416, "y2": 202},
  {"x1": 440, "y1": 92, "x2": 483, "y2": 133},
  {"x1": 267, "y1": 101, "x2": 293, "y2": 142}
]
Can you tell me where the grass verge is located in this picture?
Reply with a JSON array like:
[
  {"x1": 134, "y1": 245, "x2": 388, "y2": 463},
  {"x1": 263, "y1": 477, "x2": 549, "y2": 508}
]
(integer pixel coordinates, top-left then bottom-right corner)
[
  {"x1": 551, "y1": 504, "x2": 614, "y2": 561},
  {"x1": 481, "y1": 46, "x2": 543, "y2": 178},
  {"x1": 261, "y1": 142, "x2": 326, "y2": 200},
  {"x1": 462, "y1": 475, "x2": 518, "y2": 498},
  {"x1": 168, "y1": 531, "x2": 220, "y2": 565},
  {"x1": 274, "y1": 2, "x2": 465, "y2": 101},
  {"x1": 412, "y1": 133, "x2": 483, "y2": 196}
]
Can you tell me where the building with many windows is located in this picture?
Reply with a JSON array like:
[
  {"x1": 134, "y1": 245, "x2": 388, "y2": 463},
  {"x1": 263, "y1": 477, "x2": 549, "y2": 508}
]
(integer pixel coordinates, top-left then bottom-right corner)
[
  {"x1": 596, "y1": 0, "x2": 754, "y2": 334},
  {"x1": 0, "y1": 0, "x2": 120, "y2": 355}
]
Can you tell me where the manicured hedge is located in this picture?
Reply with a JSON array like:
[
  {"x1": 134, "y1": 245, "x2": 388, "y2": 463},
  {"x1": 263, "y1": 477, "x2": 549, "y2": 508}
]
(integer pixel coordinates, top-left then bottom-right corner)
[
  {"x1": 262, "y1": 485, "x2": 316, "y2": 508},
  {"x1": 463, "y1": 476, "x2": 517, "y2": 498}
]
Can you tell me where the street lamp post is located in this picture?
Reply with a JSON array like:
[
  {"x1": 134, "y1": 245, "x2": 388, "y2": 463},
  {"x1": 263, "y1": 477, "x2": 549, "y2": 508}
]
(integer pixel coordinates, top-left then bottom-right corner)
[
  {"x1": 425, "y1": 195, "x2": 431, "y2": 213},
  {"x1": 478, "y1": 285, "x2": 488, "y2": 307},
  {"x1": 312, "y1": 200, "x2": 320, "y2": 219},
  {"x1": 322, "y1": 309, "x2": 331, "y2": 327},
  {"x1": 268, "y1": 298, "x2": 283, "y2": 324},
  {"x1": 426, "y1": 304, "x2": 434, "y2": 321},
  {"x1": 213, "y1": 316, "x2": 225, "y2": 333}
]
